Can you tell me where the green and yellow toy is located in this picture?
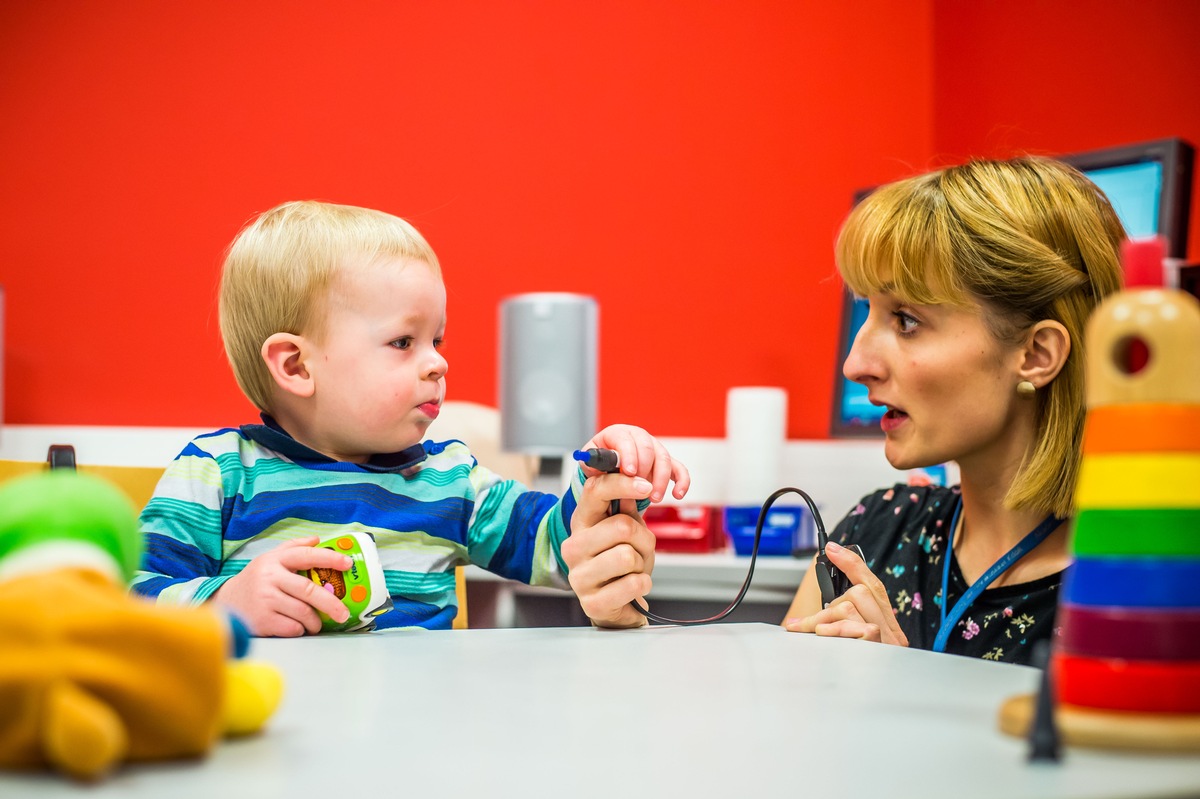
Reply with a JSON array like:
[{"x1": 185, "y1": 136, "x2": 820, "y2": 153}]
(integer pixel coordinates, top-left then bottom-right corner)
[{"x1": 306, "y1": 531, "x2": 393, "y2": 631}]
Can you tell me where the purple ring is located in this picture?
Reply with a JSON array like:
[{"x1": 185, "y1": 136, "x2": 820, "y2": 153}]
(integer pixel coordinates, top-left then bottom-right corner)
[{"x1": 1058, "y1": 602, "x2": 1200, "y2": 661}]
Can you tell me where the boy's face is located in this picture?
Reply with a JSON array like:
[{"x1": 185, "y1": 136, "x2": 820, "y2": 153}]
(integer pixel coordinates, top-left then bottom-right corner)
[{"x1": 303, "y1": 256, "x2": 448, "y2": 462}]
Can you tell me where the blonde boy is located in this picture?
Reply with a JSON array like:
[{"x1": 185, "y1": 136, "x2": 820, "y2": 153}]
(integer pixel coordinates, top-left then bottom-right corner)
[{"x1": 132, "y1": 201, "x2": 687, "y2": 634}]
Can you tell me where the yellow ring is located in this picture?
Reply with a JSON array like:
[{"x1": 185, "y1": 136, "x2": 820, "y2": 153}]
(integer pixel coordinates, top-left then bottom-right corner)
[{"x1": 1076, "y1": 453, "x2": 1200, "y2": 509}]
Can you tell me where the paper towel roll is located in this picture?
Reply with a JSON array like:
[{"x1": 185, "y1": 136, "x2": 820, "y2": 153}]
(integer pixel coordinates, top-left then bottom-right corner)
[{"x1": 725, "y1": 386, "x2": 787, "y2": 506}]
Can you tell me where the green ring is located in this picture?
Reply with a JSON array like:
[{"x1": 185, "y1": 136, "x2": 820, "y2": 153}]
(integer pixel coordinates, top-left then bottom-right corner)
[{"x1": 1072, "y1": 508, "x2": 1200, "y2": 558}]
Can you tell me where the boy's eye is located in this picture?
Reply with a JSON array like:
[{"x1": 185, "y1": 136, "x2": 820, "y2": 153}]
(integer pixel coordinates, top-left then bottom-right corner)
[
  {"x1": 433, "y1": 337, "x2": 445, "y2": 350},
  {"x1": 390, "y1": 337, "x2": 413, "y2": 350}
]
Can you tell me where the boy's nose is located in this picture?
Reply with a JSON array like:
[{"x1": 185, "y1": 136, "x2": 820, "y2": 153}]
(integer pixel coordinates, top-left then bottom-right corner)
[{"x1": 426, "y1": 349, "x2": 448, "y2": 379}]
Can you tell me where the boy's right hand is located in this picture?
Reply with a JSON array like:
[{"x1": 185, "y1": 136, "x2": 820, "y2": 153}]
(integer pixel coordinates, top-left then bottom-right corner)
[{"x1": 212, "y1": 536, "x2": 353, "y2": 637}]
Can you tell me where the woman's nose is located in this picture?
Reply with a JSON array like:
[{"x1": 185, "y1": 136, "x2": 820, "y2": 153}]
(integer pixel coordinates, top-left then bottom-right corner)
[{"x1": 842, "y1": 318, "x2": 884, "y2": 386}]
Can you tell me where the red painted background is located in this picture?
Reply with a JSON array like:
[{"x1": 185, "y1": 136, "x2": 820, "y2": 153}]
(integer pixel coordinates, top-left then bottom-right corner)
[{"x1": 1, "y1": 2, "x2": 1197, "y2": 438}]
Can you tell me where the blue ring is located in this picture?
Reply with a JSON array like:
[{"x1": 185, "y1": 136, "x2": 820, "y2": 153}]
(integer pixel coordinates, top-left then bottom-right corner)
[{"x1": 1065, "y1": 557, "x2": 1200, "y2": 609}]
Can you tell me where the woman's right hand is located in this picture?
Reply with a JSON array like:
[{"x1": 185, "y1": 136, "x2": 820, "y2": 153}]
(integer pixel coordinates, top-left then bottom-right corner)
[
  {"x1": 783, "y1": 541, "x2": 909, "y2": 646},
  {"x1": 213, "y1": 536, "x2": 353, "y2": 637}
]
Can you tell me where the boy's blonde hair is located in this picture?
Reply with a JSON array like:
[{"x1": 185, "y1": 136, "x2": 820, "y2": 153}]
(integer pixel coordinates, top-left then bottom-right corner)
[
  {"x1": 219, "y1": 200, "x2": 440, "y2": 413},
  {"x1": 836, "y1": 157, "x2": 1125, "y2": 518}
]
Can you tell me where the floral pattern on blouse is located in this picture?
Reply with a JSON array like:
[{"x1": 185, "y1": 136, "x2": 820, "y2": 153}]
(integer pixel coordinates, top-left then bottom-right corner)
[{"x1": 829, "y1": 484, "x2": 1064, "y2": 666}]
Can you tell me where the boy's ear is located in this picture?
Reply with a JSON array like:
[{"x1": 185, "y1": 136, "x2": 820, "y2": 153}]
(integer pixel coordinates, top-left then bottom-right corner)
[
  {"x1": 261, "y1": 333, "x2": 315, "y2": 398},
  {"x1": 1017, "y1": 320, "x2": 1071, "y2": 389}
]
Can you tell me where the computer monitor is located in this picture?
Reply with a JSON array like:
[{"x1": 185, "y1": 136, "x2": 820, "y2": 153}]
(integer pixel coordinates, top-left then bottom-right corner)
[{"x1": 830, "y1": 138, "x2": 1196, "y2": 437}]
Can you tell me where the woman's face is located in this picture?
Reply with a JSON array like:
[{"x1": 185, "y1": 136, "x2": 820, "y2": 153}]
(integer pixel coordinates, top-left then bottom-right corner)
[{"x1": 843, "y1": 288, "x2": 1029, "y2": 473}]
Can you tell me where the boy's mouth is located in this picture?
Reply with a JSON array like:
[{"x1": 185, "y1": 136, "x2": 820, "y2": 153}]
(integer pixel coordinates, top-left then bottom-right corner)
[{"x1": 419, "y1": 402, "x2": 441, "y2": 419}]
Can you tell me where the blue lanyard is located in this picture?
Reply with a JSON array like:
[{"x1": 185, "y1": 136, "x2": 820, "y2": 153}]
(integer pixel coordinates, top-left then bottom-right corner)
[{"x1": 933, "y1": 500, "x2": 1062, "y2": 653}]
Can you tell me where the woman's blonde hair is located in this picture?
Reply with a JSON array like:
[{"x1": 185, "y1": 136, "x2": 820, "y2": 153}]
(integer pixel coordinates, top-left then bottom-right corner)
[
  {"x1": 218, "y1": 200, "x2": 440, "y2": 412},
  {"x1": 836, "y1": 157, "x2": 1125, "y2": 518}
]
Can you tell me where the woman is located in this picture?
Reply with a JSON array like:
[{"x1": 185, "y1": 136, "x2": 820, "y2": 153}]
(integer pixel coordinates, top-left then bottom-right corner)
[{"x1": 783, "y1": 156, "x2": 1124, "y2": 664}]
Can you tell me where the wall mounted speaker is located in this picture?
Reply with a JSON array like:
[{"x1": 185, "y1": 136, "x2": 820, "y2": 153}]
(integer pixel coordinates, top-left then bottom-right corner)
[{"x1": 499, "y1": 293, "x2": 598, "y2": 455}]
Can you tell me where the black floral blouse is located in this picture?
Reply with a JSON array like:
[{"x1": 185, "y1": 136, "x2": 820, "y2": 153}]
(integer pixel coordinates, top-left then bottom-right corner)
[{"x1": 829, "y1": 484, "x2": 1063, "y2": 666}]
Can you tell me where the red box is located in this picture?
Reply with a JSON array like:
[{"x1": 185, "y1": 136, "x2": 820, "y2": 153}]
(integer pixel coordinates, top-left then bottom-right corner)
[{"x1": 643, "y1": 505, "x2": 725, "y2": 553}]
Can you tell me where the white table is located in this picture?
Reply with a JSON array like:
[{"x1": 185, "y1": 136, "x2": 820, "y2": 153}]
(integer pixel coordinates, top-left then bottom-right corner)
[
  {"x1": 466, "y1": 551, "x2": 808, "y2": 627},
  {"x1": 6, "y1": 624, "x2": 1199, "y2": 798}
]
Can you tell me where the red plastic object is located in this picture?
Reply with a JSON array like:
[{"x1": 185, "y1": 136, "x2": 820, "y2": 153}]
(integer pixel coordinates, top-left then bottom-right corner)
[
  {"x1": 643, "y1": 505, "x2": 724, "y2": 553},
  {"x1": 1122, "y1": 236, "x2": 1165, "y2": 288},
  {"x1": 1055, "y1": 652, "x2": 1200, "y2": 714}
]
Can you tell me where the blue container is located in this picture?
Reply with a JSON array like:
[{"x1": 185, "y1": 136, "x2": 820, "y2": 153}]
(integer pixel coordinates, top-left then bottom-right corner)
[{"x1": 723, "y1": 504, "x2": 815, "y2": 556}]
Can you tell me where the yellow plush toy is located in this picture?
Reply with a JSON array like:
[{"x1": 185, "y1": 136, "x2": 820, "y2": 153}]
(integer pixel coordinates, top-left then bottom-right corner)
[{"x1": 0, "y1": 470, "x2": 283, "y2": 780}]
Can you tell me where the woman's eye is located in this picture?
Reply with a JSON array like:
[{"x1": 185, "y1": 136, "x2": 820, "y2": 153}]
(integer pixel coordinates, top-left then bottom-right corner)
[
  {"x1": 390, "y1": 337, "x2": 413, "y2": 350},
  {"x1": 893, "y1": 311, "x2": 919, "y2": 334}
]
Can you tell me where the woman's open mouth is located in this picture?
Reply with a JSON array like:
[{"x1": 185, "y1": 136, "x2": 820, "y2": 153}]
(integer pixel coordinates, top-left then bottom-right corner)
[{"x1": 880, "y1": 407, "x2": 909, "y2": 433}]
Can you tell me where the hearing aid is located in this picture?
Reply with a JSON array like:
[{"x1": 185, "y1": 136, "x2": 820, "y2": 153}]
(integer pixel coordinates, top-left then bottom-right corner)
[{"x1": 815, "y1": 542, "x2": 866, "y2": 607}]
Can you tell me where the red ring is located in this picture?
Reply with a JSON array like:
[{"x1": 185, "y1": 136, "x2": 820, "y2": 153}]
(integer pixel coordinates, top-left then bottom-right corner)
[{"x1": 1055, "y1": 653, "x2": 1200, "y2": 713}]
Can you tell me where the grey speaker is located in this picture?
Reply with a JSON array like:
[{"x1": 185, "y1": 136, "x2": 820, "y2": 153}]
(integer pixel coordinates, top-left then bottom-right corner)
[{"x1": 499, "y1": 293, "x2": 598, "y2": 456}]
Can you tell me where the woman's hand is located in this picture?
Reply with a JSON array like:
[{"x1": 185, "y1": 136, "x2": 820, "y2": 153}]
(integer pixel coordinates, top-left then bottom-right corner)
[
  {"x1": 213, "y1": 536, "x2": 353, "y2": 637},
  {"x1": 561, "y1": 425, "x2": 690, "y2": 628},
  {"x1": 561, "y1": 472, "x2": 657, "y2": 628},
  {"x1": 783, "y1": 542, "x2": 909, "y2": 646}
]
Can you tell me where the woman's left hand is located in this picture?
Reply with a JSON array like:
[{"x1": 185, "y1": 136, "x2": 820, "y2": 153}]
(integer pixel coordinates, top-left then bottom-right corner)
[
  {"x1": 559, "y1": 425, "x2": 690, "y2": 628},
  {"x1": 783, "y1": 542, "x2": 909, "y2": 646}
]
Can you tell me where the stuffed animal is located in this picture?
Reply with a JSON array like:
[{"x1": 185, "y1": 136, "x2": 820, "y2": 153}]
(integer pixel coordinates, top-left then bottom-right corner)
[{"x1": 0, "y1": 469, "x2": 284, "y2": 780}]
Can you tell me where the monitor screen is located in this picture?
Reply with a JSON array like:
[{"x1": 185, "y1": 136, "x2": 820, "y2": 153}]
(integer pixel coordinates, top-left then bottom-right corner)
[{"x1": 830, "y1": 138, "x2": 1195, "y2": 437}]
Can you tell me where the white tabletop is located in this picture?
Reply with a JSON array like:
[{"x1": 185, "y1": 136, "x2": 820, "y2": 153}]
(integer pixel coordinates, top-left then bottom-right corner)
[{"x1": 5, "y1": 623, "x2": 1199, "y2": 798}]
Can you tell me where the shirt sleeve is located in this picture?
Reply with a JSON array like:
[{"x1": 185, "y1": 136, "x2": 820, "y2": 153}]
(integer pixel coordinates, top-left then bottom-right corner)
[
  {"x1": 464, "y1": 461, "x2": 649, "y2": 588},
  {"x1": 129, "y1": 437, "x2": 233, "y2": 605}
]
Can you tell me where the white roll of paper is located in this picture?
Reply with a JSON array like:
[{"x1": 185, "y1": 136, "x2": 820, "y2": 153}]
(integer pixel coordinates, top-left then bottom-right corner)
[{"x1": 725, "y1": 386, "x2": 787, "y2": 507}]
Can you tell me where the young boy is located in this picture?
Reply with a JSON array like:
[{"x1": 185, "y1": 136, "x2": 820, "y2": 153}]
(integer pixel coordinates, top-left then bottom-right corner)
[{"x1": 131, "y1": 200, "x2": 688, "y2": 635}]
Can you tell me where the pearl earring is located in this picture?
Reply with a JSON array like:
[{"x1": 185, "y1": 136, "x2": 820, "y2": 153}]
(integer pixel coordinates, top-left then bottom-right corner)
[{"x1": 1017, "y1": 380, "x2": 1036, "y2": 397}]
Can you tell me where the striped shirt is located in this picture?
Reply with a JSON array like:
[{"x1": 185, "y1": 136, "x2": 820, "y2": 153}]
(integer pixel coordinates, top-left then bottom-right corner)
[{"x1": 130, "y1": 421, "x2": 583, "y2": 630}]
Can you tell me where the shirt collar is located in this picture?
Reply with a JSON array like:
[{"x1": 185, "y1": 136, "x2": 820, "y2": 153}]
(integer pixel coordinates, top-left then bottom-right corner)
[{"x1": 240, "y1": 414, "x2": 428, "y2": 473}]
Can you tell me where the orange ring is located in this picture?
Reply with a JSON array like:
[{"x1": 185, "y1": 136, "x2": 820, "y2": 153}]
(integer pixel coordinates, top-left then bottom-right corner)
[
  {"x1": 1055, "y1": 653, "x2": 1200, "y2": 714},
  {"x1": 1083, "y1": 404, "x2": 1200, "y2": 454}
]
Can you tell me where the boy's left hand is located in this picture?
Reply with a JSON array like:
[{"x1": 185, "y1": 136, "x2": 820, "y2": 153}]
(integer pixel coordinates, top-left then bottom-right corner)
[
  {"x1": 576, "y1": 424, "x2": 691, "y2": 503},
  {"x1": 561, "y1": 425, "x2": 690, "y2": 628}
]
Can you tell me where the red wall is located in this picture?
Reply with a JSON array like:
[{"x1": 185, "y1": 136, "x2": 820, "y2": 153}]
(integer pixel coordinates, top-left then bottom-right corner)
[
  {"x1": 0, "y1": 2, "x2": 934, "y2": 438},
  {"x1": 7, "y1": 3, "x2": 1196, "y2": 440},
  {"x1": 931, "y1": 0, "x2": 1200, "y2": 265}
]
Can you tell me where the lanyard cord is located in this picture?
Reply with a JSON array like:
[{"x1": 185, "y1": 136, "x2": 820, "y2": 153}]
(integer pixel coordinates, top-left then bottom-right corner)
[{"x1": 934, "y1": 499, "x2": 1062, "y2": 652}]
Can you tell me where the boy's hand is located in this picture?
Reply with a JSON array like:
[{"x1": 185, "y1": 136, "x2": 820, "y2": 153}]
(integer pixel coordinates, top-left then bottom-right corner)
[
  {"x1": 213, "y1": 536, "x2": 353, "y2": 637},
  {"x1": 579, "y1": 424, "x2": 691, "y2": 503},
  {"x1": 562, "y1": 473, "x2": 656, "y2": 628}
]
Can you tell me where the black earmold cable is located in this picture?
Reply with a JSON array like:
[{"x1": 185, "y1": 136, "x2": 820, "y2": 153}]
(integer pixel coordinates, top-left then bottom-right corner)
[
  {"x1": 572, "y1": 449, "x2": 827, "y2": 627},
  {"x1": 631, "y1": 486, "x2": 826, "y2": 626}
]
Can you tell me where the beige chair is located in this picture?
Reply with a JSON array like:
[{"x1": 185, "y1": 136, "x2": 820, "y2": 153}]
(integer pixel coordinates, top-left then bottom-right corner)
[{"x1": 424, "y1": 400, "x2": 539, "y2": 487}]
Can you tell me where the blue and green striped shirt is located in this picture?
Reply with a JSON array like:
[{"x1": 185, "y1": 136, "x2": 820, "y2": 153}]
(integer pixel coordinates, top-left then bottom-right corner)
[{"x1": 130, "y1": 422, "x2": 583, "y2": 630}]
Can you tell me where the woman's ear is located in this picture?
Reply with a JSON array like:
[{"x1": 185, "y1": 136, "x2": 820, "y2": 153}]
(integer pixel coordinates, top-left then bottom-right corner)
[
  {"x1": 1018, "y1": 320, "x2": 1071, "y2": 389},
  {"x1": 261, "y1": 333, "x2": 315, "y2": 398}
]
